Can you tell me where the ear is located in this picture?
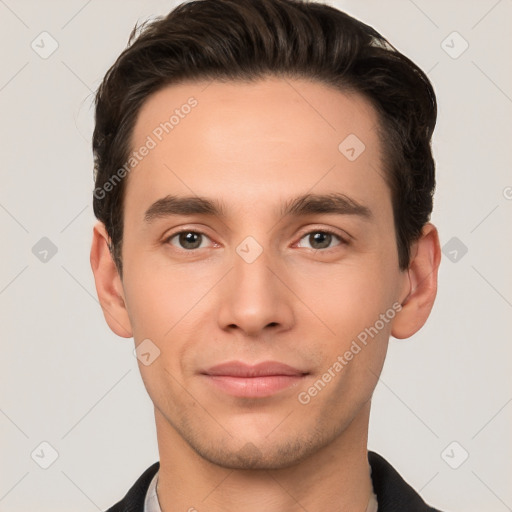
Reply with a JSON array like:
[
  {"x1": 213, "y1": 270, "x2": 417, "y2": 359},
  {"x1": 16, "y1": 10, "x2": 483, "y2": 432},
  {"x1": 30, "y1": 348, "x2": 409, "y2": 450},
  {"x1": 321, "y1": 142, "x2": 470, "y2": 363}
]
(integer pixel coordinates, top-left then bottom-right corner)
[
  {"x1": 90, "y1": 222, "x2": 133, "y2": 338},
  {"x1": 392, "y1": 223, "x2": 441, "y2": 339}
]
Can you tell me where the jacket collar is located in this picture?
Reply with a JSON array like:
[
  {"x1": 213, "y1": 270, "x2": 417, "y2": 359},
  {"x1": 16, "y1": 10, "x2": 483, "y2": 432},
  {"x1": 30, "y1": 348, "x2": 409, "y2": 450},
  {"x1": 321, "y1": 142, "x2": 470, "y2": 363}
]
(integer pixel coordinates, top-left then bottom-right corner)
[{"x1": 106, "y1": 451, "x2": 441, "y2": 511}]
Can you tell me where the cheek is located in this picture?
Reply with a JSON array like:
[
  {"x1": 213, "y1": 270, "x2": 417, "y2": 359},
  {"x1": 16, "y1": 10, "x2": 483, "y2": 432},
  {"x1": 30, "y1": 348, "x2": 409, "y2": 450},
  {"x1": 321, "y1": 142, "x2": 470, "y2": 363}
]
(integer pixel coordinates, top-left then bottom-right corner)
[
  {"x1": 121, "y1": 272, "x2": 170, "y2": 341},
  {"x1": 299, "y1": 258, "x2": 399, "y2": 335},
  {"x1": 136, "y1": 360, "x2": 186, "y2": 422},
  {"x1": 311, "y1": 273, "x2": 394, "y2": 406},
  {"x1": 121, "y1": 243, "x2": 214, "y2": 339}
]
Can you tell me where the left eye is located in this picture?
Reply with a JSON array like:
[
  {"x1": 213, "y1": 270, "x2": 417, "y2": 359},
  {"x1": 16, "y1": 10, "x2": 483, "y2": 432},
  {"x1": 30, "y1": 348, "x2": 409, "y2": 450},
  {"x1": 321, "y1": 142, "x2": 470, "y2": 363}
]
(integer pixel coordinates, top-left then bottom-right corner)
[{"x1": 296, "y1": 230, "x2": 344, "y2": 251}]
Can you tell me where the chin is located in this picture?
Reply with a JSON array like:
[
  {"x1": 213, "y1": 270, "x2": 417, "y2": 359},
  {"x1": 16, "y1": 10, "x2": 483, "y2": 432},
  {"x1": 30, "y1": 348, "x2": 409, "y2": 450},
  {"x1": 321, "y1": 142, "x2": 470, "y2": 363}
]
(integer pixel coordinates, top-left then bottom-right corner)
[{"x1": 181, "y1": 427, "x2": 329, "y2": 470}]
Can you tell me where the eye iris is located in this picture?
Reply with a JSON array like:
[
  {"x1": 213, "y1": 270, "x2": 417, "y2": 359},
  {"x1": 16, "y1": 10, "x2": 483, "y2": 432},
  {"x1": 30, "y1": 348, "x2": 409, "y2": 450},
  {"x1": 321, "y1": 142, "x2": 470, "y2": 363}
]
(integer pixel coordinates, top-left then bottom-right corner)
[
  {"x1": 179, "y1": 232, "x2": 201, "y2": 249},
  {"x1": 175, "y1": 232, "x2": 335, "y2": 250},
  {"x1": 310, "y1": 232, "x2": 331, "y2": 249}
]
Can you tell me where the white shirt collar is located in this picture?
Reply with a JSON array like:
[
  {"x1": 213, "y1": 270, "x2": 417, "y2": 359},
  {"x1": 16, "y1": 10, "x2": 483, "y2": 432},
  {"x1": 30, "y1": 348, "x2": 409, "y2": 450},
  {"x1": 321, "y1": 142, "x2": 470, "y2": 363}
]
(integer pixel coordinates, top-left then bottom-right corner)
[{"x1": 144, "y1": 470, "x2": 161, "y2": 512}]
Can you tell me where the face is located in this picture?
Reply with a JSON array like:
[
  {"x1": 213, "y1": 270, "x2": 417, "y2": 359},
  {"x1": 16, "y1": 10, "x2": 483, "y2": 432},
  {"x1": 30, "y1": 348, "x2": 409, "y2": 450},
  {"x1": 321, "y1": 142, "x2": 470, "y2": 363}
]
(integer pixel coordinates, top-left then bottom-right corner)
[{"x1": 109, "y1": 78, "x2": 412, "y2": 469}]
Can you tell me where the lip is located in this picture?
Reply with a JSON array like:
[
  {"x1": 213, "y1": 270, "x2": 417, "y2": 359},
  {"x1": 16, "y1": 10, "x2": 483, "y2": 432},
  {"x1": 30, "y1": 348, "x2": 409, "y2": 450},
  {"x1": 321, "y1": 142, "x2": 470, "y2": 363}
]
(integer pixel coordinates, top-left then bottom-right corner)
[{"x1": 200, "y1": 361, "x2": 308, "y2": 398}]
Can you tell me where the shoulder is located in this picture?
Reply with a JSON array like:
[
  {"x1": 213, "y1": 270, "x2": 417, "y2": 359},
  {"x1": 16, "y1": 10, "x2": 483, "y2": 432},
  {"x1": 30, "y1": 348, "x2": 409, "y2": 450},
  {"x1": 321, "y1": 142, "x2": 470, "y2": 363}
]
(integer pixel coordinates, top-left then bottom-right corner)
[
  {"x1": 368, "y1": 451, "x2": 444, "y2": 511},
  {"x1": 105, "y1": 461, "x2": 160, "y2": 512}
]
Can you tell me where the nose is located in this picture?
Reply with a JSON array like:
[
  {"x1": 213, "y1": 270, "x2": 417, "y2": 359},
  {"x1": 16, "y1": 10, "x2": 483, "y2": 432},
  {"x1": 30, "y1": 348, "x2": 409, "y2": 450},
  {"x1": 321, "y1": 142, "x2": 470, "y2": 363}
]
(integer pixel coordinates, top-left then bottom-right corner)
[{"x1": 216, "y1": 241, "x2": 295, "y2": 338}]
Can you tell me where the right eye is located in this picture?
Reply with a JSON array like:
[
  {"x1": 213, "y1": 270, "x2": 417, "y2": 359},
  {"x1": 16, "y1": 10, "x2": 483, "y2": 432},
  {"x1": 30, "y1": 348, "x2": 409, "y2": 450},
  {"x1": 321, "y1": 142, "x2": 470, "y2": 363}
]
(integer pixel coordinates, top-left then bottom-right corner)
[{"x1": 165, "y1": 230, "x2": 214, "y2": 251}]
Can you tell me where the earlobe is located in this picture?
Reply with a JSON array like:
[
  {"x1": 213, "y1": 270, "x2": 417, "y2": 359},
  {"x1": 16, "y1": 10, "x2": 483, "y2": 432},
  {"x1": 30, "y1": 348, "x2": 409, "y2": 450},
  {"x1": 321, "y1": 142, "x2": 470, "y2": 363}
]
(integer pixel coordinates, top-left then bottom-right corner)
[
  {"x1": 391, "y1": 223, "x2": 441, "y2": 339},
  {"x1": 90, "y1": 222, "x2": 133, "y2": 338}
]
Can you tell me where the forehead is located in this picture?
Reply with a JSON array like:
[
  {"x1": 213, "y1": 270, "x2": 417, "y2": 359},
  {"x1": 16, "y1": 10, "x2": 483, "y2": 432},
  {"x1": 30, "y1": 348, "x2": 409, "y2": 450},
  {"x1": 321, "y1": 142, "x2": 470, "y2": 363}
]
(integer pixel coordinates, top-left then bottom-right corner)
[{"x1": 126, "y1": 77, "x2": 389, "y2": 220}]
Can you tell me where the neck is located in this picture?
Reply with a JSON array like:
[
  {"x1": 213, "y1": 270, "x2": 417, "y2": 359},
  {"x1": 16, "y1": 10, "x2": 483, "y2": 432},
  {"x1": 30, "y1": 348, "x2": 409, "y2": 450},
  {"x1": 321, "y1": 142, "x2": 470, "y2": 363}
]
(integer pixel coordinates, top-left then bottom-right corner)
[{"x1": 154, "y1": 401, "x2": 374, "y2": 512}]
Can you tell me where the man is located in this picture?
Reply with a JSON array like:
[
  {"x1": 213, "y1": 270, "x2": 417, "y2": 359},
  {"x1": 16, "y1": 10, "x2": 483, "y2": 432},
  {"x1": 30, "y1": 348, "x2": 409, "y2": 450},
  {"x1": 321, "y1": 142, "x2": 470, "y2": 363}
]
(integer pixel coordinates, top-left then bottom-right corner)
[{"x1": 90, "y1": 0, "x2": 442, "y2": 510}]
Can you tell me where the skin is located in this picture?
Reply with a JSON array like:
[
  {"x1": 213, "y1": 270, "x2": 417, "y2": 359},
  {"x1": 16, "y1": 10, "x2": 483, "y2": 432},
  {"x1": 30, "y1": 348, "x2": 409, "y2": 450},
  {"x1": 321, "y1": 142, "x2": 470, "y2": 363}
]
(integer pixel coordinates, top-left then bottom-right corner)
[{"x1": 91, "y1": 77, "x2": 441, "y2": 512}]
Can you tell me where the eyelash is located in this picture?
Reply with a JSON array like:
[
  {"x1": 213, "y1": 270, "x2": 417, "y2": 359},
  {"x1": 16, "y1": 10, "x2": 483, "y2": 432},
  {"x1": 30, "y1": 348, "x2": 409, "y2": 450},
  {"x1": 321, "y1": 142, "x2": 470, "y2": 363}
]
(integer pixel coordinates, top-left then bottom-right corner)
[
  {"x1": 295, "y1": 228, "x2": 349, "y2": 251},
  {"x1": 164, "y1": 227, "x2": 349, "y2": 253}
]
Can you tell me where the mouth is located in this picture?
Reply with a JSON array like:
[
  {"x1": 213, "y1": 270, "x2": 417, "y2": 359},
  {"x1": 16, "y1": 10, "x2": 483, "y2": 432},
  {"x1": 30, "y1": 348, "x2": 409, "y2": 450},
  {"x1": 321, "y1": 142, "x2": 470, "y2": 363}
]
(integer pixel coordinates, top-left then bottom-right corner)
[{"x1": 200, "y1": 361, "x2": 309, "y2": 398}]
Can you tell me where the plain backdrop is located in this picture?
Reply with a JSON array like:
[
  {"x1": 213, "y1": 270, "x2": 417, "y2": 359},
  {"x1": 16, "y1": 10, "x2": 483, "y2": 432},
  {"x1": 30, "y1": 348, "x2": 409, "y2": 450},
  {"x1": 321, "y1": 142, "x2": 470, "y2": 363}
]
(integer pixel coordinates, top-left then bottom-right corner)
[{"x1": 1, "y1": 1, "x2": 511, "y2": 511}]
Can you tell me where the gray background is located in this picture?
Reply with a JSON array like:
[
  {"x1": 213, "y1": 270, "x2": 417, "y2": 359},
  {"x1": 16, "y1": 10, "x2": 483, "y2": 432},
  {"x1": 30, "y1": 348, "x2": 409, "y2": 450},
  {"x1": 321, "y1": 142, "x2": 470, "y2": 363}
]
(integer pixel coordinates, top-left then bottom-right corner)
[{"x1": 1, "y1": 0, "x2": 511, "y2": 510}]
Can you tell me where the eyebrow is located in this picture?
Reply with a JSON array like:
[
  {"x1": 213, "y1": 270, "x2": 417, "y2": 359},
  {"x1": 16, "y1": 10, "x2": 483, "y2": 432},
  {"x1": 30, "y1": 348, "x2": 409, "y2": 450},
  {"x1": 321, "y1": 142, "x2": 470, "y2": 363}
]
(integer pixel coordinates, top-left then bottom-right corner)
[{"x1": 144, "y1": 192, "x2": 372, "y2": 223}]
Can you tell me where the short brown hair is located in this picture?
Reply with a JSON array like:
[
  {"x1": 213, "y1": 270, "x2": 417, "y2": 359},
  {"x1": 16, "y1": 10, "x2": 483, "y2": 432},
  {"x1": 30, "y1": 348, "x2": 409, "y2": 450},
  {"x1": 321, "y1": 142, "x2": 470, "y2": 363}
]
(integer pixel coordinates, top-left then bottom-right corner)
[{"x1": 92, "y1": 0, "x2": 437, "y2": 275}]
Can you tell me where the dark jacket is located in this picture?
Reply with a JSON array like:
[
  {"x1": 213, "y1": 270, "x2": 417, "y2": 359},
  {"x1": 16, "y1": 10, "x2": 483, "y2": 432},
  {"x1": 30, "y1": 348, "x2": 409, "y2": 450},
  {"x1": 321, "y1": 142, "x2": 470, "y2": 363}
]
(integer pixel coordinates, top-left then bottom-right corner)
[{"x1": 106, "y1": 451, "x2": 443, "y2": 511}]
